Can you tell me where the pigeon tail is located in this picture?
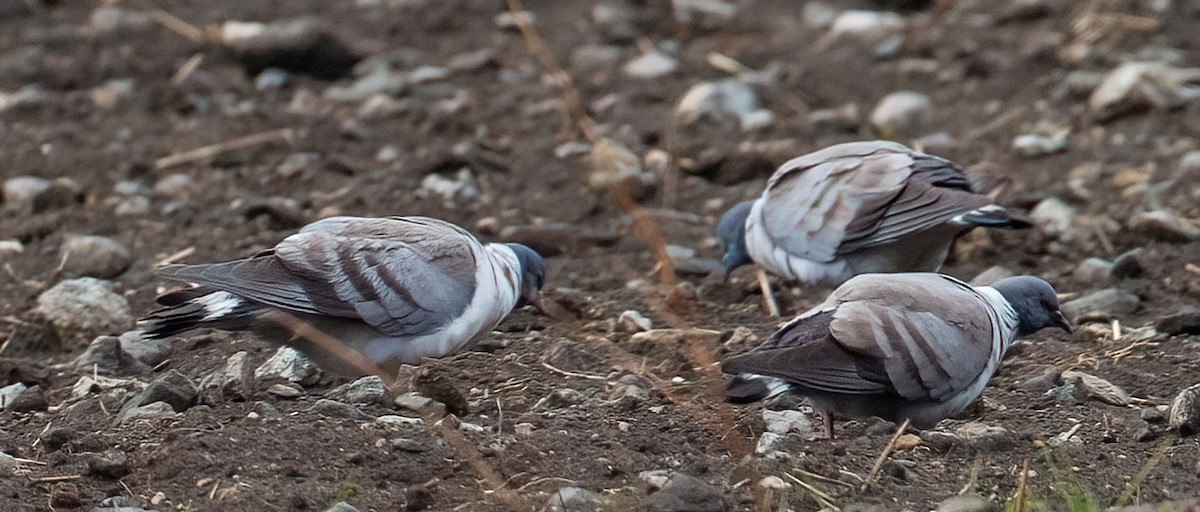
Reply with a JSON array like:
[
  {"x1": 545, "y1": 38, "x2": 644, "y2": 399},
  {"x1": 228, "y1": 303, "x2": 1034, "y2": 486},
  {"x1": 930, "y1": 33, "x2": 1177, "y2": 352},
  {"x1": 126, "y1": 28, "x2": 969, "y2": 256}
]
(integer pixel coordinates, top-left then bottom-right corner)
[
  {"x1": 725, "y1": 374, "x2": 791, "y2": 403},
  {"x1": 953, "y1": 205, "x2": 1032, "y2": 230},
  {"x1": 140, "y1": 290, "x2": 260, "y2": 339}
]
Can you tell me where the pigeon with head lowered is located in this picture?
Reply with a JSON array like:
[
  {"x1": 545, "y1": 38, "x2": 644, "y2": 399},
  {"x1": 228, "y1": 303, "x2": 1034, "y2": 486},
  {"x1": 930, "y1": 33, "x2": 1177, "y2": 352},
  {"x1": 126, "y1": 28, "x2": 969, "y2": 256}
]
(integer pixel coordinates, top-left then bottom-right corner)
[
  {"x1": 140, "y1": 216, "x2": 546, "y2": 376},
  {"x1": 722, "y1": 273, "x2": 1071, "y2": 438},
  {"x1": 716, "y1": 141, "x2": 1031, "y2": 286}
]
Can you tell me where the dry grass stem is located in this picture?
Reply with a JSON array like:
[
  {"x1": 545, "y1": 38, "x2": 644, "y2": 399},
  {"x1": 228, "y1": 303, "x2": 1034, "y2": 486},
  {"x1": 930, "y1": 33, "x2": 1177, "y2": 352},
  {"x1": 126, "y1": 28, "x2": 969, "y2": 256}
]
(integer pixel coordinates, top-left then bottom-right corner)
[
  {"x1": 155, "y1": 129, "x2": 295, "y2": 170},
  {"x1": 783, "y1": 472, "x2": 840, "y2": 511},
  {"x1": 155, "y1": 246, "x2": 195, "y2": 267},
  {"x1": 150, "y1": 9, "x2": 207, "y2": 43},
  {"x1": 757, "y1": 269, "x2": 781, "y2": 317},
  {"x1": 171, "y1": 53, "x2": 205, "y2": 86},
  {"x1": 861, "y1": 418, "x2": 912, "y2": 492},
  {"x1": 1013, "y1": 458, "x2": 1030, "y2": 512},
  {"x1": 540, "y1": 361, "x2": 607, "y2": 381}
]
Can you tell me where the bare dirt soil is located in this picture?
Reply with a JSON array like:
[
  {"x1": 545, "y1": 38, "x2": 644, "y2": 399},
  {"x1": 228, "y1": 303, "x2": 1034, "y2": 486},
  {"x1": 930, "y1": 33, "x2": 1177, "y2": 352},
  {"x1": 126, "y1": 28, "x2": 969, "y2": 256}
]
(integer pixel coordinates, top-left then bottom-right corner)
[{"x1": 2, "y1": 1, "x2": 1200, "y2": 511}]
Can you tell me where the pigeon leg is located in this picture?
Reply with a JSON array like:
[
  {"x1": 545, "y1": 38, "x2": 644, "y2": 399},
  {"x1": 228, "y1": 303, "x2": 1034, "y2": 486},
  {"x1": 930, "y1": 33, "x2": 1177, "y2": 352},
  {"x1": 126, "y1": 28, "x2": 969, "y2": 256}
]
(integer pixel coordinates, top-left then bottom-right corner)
[{"x1": 756, "y1": 268, "x2": 781, "y2": 317}]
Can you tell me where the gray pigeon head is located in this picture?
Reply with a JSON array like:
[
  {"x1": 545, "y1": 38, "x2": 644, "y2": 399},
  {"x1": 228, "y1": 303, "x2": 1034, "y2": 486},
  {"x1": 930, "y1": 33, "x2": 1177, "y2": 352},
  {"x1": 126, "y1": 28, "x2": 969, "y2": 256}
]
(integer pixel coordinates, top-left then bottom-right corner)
[
  {"x1": 507, "y1": 243, "x2": 546, "y2": 309},
  {"x1": 716, "y1": 200, "x2": 756, "y2": 279},
  {"x1": 992, "y1": 276, "x2": 1072, "y2": 336}
]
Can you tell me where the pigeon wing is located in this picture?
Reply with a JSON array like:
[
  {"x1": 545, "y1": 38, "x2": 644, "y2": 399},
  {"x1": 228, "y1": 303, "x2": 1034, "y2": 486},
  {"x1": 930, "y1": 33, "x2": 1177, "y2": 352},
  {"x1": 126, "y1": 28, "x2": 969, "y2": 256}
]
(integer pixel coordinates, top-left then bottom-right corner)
[
  {"x1": 759, "y1": 142, "x2": 990, "y2": 261},
  {"x1": 721, "y1": 310, "x2": 893, "y2": 395},
  {"x1": 157, "y1": 216, "x2": 479, "y2": 337},
  {"x1": 827, "y1": 274, "x2": 998, "y2": 401}
]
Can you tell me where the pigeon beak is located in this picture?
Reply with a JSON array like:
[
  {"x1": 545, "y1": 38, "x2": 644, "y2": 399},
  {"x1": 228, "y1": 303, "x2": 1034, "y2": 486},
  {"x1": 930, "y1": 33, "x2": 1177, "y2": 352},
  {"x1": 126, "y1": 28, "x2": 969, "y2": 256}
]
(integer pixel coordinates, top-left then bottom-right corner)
[{"x1": 1053, "y1": 310, "x2": 1073, "y2": 334}]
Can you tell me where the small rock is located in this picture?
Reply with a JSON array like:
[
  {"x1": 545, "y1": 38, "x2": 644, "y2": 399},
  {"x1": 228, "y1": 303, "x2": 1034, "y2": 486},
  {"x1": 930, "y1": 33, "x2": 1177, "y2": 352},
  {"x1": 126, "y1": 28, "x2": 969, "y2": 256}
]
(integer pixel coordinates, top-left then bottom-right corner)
[
  {"x1": 758, "y1": 476, "x2": 791, "y2": 490},
  {"x1": 119, "y1": 401, "x2": 176, "y2": 423},
  {"x1": 74, "y1": 335, "x2": 150, "y2": 376},
  {"x1": 1061, "y1": 288, "x2": 1140, "y2": 321},
  {"x1": 606, "y1": 374, "x2": 651, "y2": 405},
  {"x1": 970, "y1": 266, "x2": 1014, "y2": 286},
  {"x1": 310, "y1": 398, "x2": 367, "y2": 419},
  {"x1": 0, "y1": 239, "x2": 23, "y2": 255},
  {"x1": 618, "y1": 310, "x2": 653, "y2": 332},
  {"x1": 89, "y1": 6, "x2": 151, "y2": 34},
  {"x1": 639, "y1": 470, "x2": 671, "y2": 490},
  {"x1": 40, "y1": 427, "x2": 76, "y2": 452},
  {"x1": 895, "y1": 434, "x2": 923, "y2": 450},
  {"x1": 328, "y1": 375, "x2": 391, "y2": 406},
  {"x1": 1168, "y1": 383, "x2": 1200, "y2": 435},
  {"x1": 254, "y1": 346, "x2": 320, "y2": 385},
  {"x1": 1062, "y1": 370, "x2": 1130, "y2": 406},
  {"x1": 120, "y1": 370, "x2": 198, "y2": 418},
  {"x1": 1128, "y1": 210, "x2": 1200, "y2": 242},
  {"x1": 218, "y1": 18, "x2": 361, "y2": 80},
  {"x1": 323, "y1": 502, "x2": 361, "y2": 512},
  {"x1": 827, "y1": 10, "x2": 906, "y2": 56},
  {"x1": 1089, "y1": 61, "x2": 1200, "y2": 122},
  {"x1": 545, "y1": 486, "x2": 605, "y2": 512},
  {"x1": 674, "y1": 80, "x2": 766, "y2": 129},
  {"x1": 1128, "y1": 418, "x2": 1156, "y2": 442},
  {"x1": 198, "y1": 351, "x2": 255, "y2": 404},
  {"x1": 50, "y1": 482, "x2": 82, "y2": 508},
  {"x1": 252, "y1": 400, "x2": 282, "y2": 420},
  {"x1": 924, "y1": 422, "x2": 1016, "y2": 453},
  {"x1": 1109, "y1": 248, "x2": 1146, "y2": 279},
  {"x1": 762, "y1": 409, "x2": 815, "y2": 436},
  {"x1": 935, "y1": 495, "x2": 992, "y2": 512},
  {"x1": 86, "y1": 450, "x2": 132, "y2": 479},
  {"x1": 118, "y1": 331, "x2": 172, "y2": 367},
  {"x1": 390, "y1": 438, "x2": 427, "y2": 453},
  {"x1": 36, "y1": 278, "x2": 134, "y2": 343},
  {"x1": 545, "y1": 388, "x2": 586, "y2": 407},
  {"x1": 1046, "y1": 383, "x2": 1087, "y2": 406},
  {"x1": 375, "y1": 415, "x2": 424, "y2": 427},
  {"x1": 756, "y1": 432, "x2": 783, "y2": 454},
  {"x1": 1, "y1": 382, "x2": 27, "y2": 410},
  {"x1": 494, "y1": 10, "x2": 535, "y2": 30},
  {"x1": 1029, "y1": 197, "x2": 1076, "y2": 241},
  {"x1": 60, "y1": 235, "x2": 132, "y2": 278},
  {"x1": 70, "y1": 375, "x2": 141, "y2": 400},
  {"x1": 646, "y1": 473, "x2": 723, "y2": 512},
  {"x1": 870, "y1": 91, "x2": 933, "y2": 139},
  {"x1": 3, "y1": 384, "x2": 47, "y2": 412},
  {"x1": 623, "y1": 50, "x2": 678, "y2": 79},
  {"x1": 1141, "y1": 405, "x2": 1169, "y2": 423},
  {"x1": 1073, "y1": 258, "x2": 1112, "y2": 283},
  {"x1": 1157, "y1": 307, "x2": 1200, "y2": 335},
  {"x1": 0, "y1": 451, "x2": 16, "y2": 476},
  {"x1": 393, "y1": 392, "x2": 440, "y2": 413},
  {"x1": 267, "y1": 382, "x2": 304, "y2": 399},
  {"x1": 807, "y1": 103, "x2": 861, "y2": 134},
  {"x1": 1012, "y1": 131, "x2": 1069, "y2": 157},
  {"x1": 1019, "y1": 368, "x2": 1062, "y2": 391},
  {"x1": 325, "y1": 67, "x2": 407, "y2": 101},
  {"x1": 416, "y1": 169, "x2": 478, "y2": 206},
  {"x1": 2, "y1": 175, "x2": 49, "y2": 214}
]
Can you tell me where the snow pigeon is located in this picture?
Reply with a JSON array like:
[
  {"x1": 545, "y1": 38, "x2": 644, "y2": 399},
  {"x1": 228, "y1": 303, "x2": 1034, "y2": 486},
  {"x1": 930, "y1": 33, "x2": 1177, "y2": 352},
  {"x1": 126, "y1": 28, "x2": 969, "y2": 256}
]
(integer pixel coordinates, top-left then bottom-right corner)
[
  {"x1": 722, "y1": 273, "x2": 1071, "y2": 438},
  {"x1": 140, "y1": 216, "x2": 546, "y2": 375},
  {"x1": 716, "y1": 141, "x2": 1031, "y2": 286}
]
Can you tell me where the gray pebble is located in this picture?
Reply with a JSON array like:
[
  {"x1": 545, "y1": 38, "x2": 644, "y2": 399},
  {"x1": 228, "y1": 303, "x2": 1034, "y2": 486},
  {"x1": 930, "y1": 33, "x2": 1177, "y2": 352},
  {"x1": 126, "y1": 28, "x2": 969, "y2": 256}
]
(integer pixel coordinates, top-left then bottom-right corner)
[
  {"x1": 545, "y1": 486, "x2": 605, "y2": 512},
  {"x1": 254, "y1": 347, "x2": 320, "y2": 386},
  {"x1": 0, "y1": 382, "x2": 27, "y2": 410},
  {"x1": 1063, "y1": 370, "x2": 1130, "y2": 406},
  {"x1": 1046, "y1": 383, "x2": 1086, "y2": 406},
  {"x1": 4, "y1": 384, "x2": 47, "y2": 412},
  {"x1": 646, "y1": 473, "x2": 724, "y2": 512},
  {"x1": 1128, "y1": 418, "x2": 1155, "y2": 442},
  {"x1": 251, "y1": 401, "x2": 282, "y2": 420},
  {"x1": 86, "y1": 450, "x2": 131, "y2": 479},
  {"x1": 390, "y1": 438, "x2": 427, "y2": 453},
  {"x1": 1141, "y1": 405, "x2": 1169, "y2": 423},
  {"x1": 1128, "y1": 210, "x2": 1200, "y2": 243},
  {"x1": 119, "y1": 330, "x2": 172, "y2": 367},
  {"x1": 310, "y1": 399, "x2": 368, "y2": 419},
  {"x1": 1108, "y1": 248, "x2": 1146, "y2": 279},
  {"x1": 323, "y1": 502, "x2": 361, "y2": 512},
  {"x1": 119, "y1": 401, "x2": 176, "y2": 424},
  {"x1": 1073, "y1": 258, "x2": 1112, "y2": 283},
  {"x1": 0, "y1": 451, "x2": 15, "y2": 477},
  {"x1": 622, "y1": 50, "x2": 678, "y2": 79},
  {"x1": 1169, "y1": 383, "x2": 1200, "y2": 435},
  {"x1": 935, "y1": 495, "x2": 992, "y2": 512},
  {"x1": 36, "y1": 278, "x2": 134, "y2": 343},
  {"x1": 198, "y1": 351, "x2": 255, "y2": 404},
  {"x1": 267, "y1": 383, "x2": 305, "y2": 399},
  {"x1": 60, "y1": 235, "x2": 133, "y2": 279},
  {"x1": 119, "y1": 369, "x2": 198, "y2": 417},
  {"x1": 74, "y1": 336, "x2": 150, "y2": 376},
  {"x1": 1060, "y1": 288, "x2": 1140, "y2": 321},
  {"x1": 1156, "y1": 307, "x2": 1200, "y2": 335},
  {"x1": 327, "y1": 376, "x2": 391, "y2": 406},
  {"x1": 870, "y1": 91, "x2": 933, "y2": 139}
]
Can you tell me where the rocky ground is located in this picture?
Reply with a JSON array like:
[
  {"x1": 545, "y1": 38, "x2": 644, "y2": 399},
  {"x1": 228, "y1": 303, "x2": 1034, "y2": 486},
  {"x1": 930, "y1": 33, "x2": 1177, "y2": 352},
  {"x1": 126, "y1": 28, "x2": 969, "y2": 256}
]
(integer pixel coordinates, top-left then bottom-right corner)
[{"x1": 2, "y1": 0, "x2": 1200, "y2": 511}]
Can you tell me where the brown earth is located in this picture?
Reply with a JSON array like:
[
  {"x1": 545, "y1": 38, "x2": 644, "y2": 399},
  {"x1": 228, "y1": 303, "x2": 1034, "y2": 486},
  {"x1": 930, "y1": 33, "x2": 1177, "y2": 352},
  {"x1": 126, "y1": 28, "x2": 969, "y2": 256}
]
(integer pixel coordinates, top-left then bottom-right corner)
[{"x1": 2, "y1": 0, "x2": 1200, "y2": 511}]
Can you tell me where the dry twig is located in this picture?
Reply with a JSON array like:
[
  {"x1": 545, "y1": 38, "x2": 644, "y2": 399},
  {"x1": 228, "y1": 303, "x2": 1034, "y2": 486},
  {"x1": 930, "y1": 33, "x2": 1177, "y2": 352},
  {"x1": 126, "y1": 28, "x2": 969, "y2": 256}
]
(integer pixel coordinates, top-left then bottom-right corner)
[
  {"x1": 155, "y1": 129, "x2": 295, "y2": 170},
  {"x1": 861, "y1": 418, "x2": 911, "y2": 492}
]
